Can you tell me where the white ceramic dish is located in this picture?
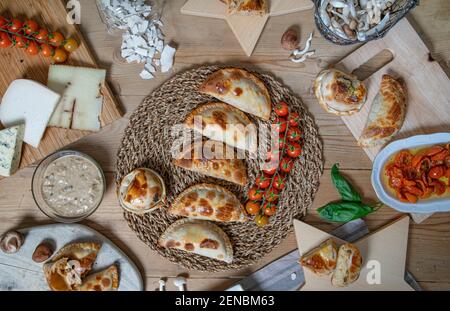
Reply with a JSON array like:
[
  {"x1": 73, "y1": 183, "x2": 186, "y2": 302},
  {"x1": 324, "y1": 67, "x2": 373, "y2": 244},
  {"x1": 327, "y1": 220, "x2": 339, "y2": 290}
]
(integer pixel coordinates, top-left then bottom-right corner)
[{"x1": 372, "y1": 133, "x2": 450, "y2": 214}]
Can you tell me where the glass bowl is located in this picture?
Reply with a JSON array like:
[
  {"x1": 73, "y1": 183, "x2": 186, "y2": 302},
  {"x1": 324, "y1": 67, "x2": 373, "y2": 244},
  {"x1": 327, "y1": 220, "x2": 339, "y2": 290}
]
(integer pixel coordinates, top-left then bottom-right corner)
[{"x1": 32, "y1": 150, "x2": 106, "y2": 223}]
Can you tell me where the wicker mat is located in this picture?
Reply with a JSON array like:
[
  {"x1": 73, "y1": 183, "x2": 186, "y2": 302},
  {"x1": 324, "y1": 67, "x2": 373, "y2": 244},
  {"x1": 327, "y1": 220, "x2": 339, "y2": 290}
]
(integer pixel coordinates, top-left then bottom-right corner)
[{"x1": 115, "y1": 65, "x2": 324, "y2": 272}]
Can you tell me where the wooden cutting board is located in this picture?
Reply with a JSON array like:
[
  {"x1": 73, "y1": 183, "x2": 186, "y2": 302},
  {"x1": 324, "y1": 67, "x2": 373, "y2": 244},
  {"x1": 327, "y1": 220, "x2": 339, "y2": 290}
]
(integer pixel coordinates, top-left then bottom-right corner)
[
  {"x1": 0, "y1": 0, "x2": 123, "y2": 180},
  {"x1": 181, "y1": 0, "x2": 314, "y2": 56},
  {"x1": 0, "y1": 224, "x2": 143, "y2": 291},
  {"x1": 294, "y1": 216, "x2": 413, "y2": 291},
  {"x1": 335, "y1": 19, "x2": 450, "y2": 161}
]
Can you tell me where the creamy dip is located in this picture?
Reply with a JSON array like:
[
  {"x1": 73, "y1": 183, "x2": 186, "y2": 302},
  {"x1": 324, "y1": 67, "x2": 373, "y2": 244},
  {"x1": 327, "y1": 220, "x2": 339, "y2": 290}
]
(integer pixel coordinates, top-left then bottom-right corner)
[{"x1": 42, "y1": 155, "x2": 104, "y2": 217}]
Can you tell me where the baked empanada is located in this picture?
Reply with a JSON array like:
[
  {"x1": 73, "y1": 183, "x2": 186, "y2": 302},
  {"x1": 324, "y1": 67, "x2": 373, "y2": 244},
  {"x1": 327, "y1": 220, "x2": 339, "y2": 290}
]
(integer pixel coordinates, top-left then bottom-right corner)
[
  {"x1": 79, "y1": 265, "x2": 119, "y2": 291},
  {"x1": 226, "y1": 0, "x2": 268, "y2": 15},
  {"x1": 43, "y1": 242, "x2": 101, "y2": 291},
  {"x1": 300, "y1": 239, "x2": 338, "y2": 276},
  {"x1": 185, "y1": 102, "x2": 257, "y2": 153},
  {"x1": 173, "y1": 140, "x2": 248, "y2": 186},
  {"x1": 331, "y1": 243, "x2": 363, "y2": 287},
  {"x1": 358, "y1": 74, "x2": 407, "y2": 148},
  {"x1": 168, "y1": 184, "x2": 247, "y2": 222},
  {"x1": 199, "y1": 68, "x2": 272, "y2": 120},
  {"x1": 314, "y1": 69, "x2": 367, "y2": 116},
  {"x1": 159, "y1": 219, "x2": 233, "y2": 263}
]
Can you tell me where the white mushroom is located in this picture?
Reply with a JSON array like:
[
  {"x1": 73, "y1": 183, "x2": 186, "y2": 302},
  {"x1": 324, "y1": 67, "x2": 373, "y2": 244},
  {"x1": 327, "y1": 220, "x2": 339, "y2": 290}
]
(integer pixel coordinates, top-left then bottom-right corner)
[
  {"x1": 320, "y1": 0, "x2": 332, "y2": 27},
  {"x1": 330, "y1": 0, "x2": 348, "y2": 8},
  {"x1": 174, "y1": 276, "x2": 187, "y2": 291},
  {"x1": 290, "y1": 51, "x2": 315, "y2": 63}
]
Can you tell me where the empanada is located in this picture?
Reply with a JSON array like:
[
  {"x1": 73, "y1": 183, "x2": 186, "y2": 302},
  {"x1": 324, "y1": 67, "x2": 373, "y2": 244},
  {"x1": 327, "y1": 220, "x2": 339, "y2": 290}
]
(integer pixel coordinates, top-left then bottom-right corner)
[
  {"x1": 358, "y1": 74, "x2": 407, "y2": 148},
  {"x1": 199, "y1": 68, "x2": 272, "y2": 120},
  {"x1": 159, "y1": 219, "x2": 233, "y2": 263},
  {"x1": 168, "y1": 184, "x2": 247, "y2": 222},
  {"x1": 314, "y1": 69, "x2": 367, "y2": 116},
  {"x1": 43, "y1": 242, "x2": 101, "y2": 291},
  {"x1": 331, "y1": 243, "x2": 363, "y2": 287},
  {"x1": 226, "y1": 0, "x2": 268, "y2": 16},
  {"x1": 173, "y1": 140, "x2": 248, "y2": 186},
  {"x1": 185, "y1": 102, "x2": 257, "y2": 153},
  {"x1": 300, "y1": 239, "x2": 338, "y2": 276},
  {"x1": 79, "y1": 265, "x2": 119, "y2": 291}
]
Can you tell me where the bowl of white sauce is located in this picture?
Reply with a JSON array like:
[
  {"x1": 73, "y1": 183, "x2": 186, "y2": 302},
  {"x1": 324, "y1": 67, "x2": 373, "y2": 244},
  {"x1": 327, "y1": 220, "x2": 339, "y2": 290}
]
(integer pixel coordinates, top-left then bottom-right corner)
[{"x1": 32, "y1": 150, "x2": 106, "y2": 223}]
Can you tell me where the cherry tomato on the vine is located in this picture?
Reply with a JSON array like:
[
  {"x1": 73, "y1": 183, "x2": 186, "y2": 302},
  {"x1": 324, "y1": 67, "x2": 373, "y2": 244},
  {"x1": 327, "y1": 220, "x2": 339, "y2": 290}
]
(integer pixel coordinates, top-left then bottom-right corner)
[
  {"x1": 262, "y1": 161, "x2": 278, "y2": 175},
  {"x1": 64, "y1": 37, "x2": 79, "y2": 52},
  {"x1": 272, "y1": 117, "x2": 287, "y2": 134},
  {"x1": 273, "y1": 174, "x2": 287, "y2": 190},
  {"x1": 274, "y1": 101, "x2": 289, "y2": 117},
  {"x1": 288, "y1": 112, "x2": 300, "y2": 127},
  {"x1": 23, "y1": 20, "x2": 39, "y2": 35},
  {"x1": 287, "y1": 142, "x2": 302, "y2": 158},
  {"x1": 246, "y1": 201, "x2": 261, "y2": 216},
  {"x1": 248, "y1": 187, "x2": 264, "y2": 201},
  {"x1": 287, "y1": 127, "x2": 302, "y2": 142},
  {"x1": 0, "y1": 33, "x2": 12, "y2": 48},
  {"x1": 8, "y1": 19, "x2": 23, "y2": 33},
  {"x1": 40, "y1": 44, "x2": 54, "y2": 57},
  {"x1": 35, "y1": 29, "x2": 49, "y2": 41},
  {"x1": 264, "y1": 187, "x2": 280, "y2": 203},
  {"x1": 255, "y1": 174, "x2": 271, "y2": 189},
  {"x1": 0, "y1": 16, "x2": 8, "y2": 29},
  {"x1": 255, "y1": 214, "x2": 270, "y2": 227},
  {"x1": 14, "y1": 35, "x2": 28, "y2": 48},
  {"x1": 280, "y1": 156, "x2": 294, "y2": 173},
  {"x1": 263, "y1": 202, "x2": 277, "y2": 216},
  {"x1": 52, "y1": 48, "x2": 68, "y2": 63},
  {"x1": 49, "y1": 32, "x2": 65, "y2": 46},
  {"x1": 26, "y1": 41, "x2": 39, "y2": 55}
]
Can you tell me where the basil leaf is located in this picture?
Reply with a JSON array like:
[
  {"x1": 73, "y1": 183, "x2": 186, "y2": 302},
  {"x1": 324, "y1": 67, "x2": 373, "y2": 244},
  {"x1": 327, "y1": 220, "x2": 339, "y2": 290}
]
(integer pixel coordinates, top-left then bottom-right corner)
[
  {"x1": 331, "y1": 164, "x2": 362, "y2": 202},
  {"x1": 317, "y1": 201, "x2": 382, "y2": 223}
]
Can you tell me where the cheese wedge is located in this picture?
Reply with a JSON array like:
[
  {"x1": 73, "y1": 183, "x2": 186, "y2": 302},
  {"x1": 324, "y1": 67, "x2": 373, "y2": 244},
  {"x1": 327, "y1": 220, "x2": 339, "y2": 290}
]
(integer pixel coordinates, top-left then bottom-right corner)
[
  {"x1": 47, "y1": 65, "x2": 106, "y2": 132},
  {"x1": 0, "y1": 80, "x2": 60, "y2": 148},
  {"x1": 0, "y1": 124, "x2": 25, "y2": 177}
]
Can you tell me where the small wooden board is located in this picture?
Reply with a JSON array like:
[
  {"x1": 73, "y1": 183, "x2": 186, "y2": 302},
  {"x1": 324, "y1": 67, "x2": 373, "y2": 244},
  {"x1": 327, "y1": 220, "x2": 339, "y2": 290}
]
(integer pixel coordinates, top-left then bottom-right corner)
[
  {"x1": 181, "y1": 0, "x2": 314, "y2": 56},
  {"x1": 0, "y1": 224, "x2": 143, "y2": 291},
  {"x1": 0, "y1": 0, "x2": 123, "y2": 180},
  {"x1": 294, "y1": 216, "x2": 413, "y2": 291}
]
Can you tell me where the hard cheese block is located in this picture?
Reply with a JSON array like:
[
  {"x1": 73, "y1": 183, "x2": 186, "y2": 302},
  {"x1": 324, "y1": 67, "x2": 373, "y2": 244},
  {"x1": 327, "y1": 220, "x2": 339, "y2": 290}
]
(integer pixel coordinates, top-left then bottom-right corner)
[
  {"x1": 0, "y1": 80, "x2": 61, "y2": 148},
  {"x1": 48, "y1": 65, "x2": 107, "y2": 132},
  {"x1": 0, "y1": 124, "x2": 25, "y2": 177}
]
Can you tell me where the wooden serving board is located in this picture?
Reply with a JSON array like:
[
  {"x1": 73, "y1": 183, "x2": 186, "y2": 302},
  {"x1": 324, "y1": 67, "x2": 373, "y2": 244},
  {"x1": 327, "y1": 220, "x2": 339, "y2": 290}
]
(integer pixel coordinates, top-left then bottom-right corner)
[
  {"x1": 181, "y1": 0, "x2": 314, "y2": 56},
  {"x1": 336, "y1": 19, "x2": 450, "y2": 161},
  {"x1": 294, "y1": 216, "x2": 413, "y2": 291},
  {"x1": 0, "y1": 0, "x2": 123, "y2": 180},
  {"x1": 0, "y1": 224, "x2": 143, "y2": 291}
]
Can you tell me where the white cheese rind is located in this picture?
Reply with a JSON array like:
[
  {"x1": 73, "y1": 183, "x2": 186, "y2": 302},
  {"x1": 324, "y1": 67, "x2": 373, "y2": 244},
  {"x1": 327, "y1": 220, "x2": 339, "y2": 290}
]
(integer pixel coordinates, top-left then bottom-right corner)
[
  {"x1": 47, "y1": 65, "x2": 106, "y2": 132},
  {"x1": 0, "y1": 80, "x2": 60, "y2": 148},
  {"x1": 0, "y1": 124, "x2": 25, "y2": 177}
]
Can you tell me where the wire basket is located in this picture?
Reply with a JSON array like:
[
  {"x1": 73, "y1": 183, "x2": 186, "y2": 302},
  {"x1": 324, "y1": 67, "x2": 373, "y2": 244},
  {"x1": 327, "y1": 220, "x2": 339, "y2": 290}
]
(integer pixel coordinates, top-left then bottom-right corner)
[{"x1": 313, "y1": 0, "x2": 420, "y2": 45}]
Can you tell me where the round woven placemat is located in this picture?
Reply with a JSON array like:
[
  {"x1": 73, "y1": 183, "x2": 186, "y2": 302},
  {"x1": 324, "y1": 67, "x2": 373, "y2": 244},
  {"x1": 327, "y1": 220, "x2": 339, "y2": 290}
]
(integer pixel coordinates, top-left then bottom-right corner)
[{"x1": 115, "y1": 65, "x2": 323, "y2": 272}]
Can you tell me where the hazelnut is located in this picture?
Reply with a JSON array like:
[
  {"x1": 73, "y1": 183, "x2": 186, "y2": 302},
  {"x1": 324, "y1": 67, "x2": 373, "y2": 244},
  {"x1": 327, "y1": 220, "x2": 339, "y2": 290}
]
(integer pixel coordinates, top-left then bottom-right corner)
[
  {"x1": 0, "y1": 231, "x2": 24, "y2": 254},
  {"x1": 281, "y1": 28, "x2": 300, "y2": 51},
  {"x1": 32, "y1": 242, "x2": 54, "y2": 263}
]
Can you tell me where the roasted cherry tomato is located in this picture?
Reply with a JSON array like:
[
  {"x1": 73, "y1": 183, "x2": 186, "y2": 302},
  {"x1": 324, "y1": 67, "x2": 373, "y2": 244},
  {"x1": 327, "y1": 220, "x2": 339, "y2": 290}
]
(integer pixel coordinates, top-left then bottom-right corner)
[
  {"x1": 429, "y1": 166, "x2": 445, "y2": 179},
  {"x1": 0, "y1": 16, "x2": 8, "y2": 29},
  {"x1": 274, "y1": 101, "x2": 289, "y2": 117},
  {"x1": 64, "y1": 37, "x2": 79, "y2": 52},
  {"x1": 23, "y1": 20, "x2": 39, "y2": 35},
  {"x1": 255, "y1": 214, "x2": 270, "y2": 227},
  {"x1": 287, "y1": 142, "x2": 302, "y2": 158},
  {"x1": 287, "y1": 127, "x2": 302, "y2": 142},
  {"x1": 8, "y1": 19, "x2": 23, "y2": 33},
  {"x1": 52, "y1": 48, "x2": 68, "y2": 63},
  {"x1": 35, "y1": 29, "x2": 49, "y2": 41},
  {"x1": 26, "y1": 41, "x2": 39, "y2": 55},
  {"x1": 256, "y1": 174, "x2": 271, "y2": 189},
  {"x1": 288, "y1": 112, "x2": 300, "y2": 127},
  {"x1": 0, "y1": 33, "x2": 12, "y2": 48},
  {"x1": 14, "y1": 35, "x2": 28, "y2": 48},
  {"x1": 40, "y1": 43, "x2": 54, "y2": 57},
  {"x1": 272, "y1": 117, "x2": 287, "y2": 134},
  {"x1": 264, "y1": 187, "x2": 280, "y2": 203},
  {"x1": 248, "y1": 187, "x2": 264, "y2": 201},
  {"x1": 273, "y1": 174, "x2": 287, "y2": 190},
  {"x1": 280, "y1": 156, "x2": 294, "y2": 173},
  {"x1": 49, "y1": 32, "x2": 65, "y2": 46},
  {"x1": 246, "y1": 201, "x2": 261, "y2": 216},
  {"x1": 262, "y1": 161, "x2": 278, "y2": 175},
  {"x1": 263, "y1": 202, "x2": 277, "y2": 216}
]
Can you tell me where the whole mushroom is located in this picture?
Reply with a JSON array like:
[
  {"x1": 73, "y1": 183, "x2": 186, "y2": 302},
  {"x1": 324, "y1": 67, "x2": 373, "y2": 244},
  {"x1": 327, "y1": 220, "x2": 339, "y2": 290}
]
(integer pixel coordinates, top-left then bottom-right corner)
[
  {"x1": 0, "y1": 231, "x2": 24, "y2": 254},
  {"x1": 32, "y1": 242, "x2": 54, "y2": 263},
  {"x1": 281, "y1": 27, "x2": 300, "y2": 51}
]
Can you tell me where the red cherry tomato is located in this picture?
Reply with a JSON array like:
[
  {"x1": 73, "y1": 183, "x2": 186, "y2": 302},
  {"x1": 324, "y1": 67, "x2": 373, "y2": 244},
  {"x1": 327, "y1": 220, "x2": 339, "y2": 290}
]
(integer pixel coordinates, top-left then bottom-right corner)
[
  {"x1": 280, "y1": 157, "x2": 294, "y2": 173},
  {"x1": 274, "y1": 101, "x2": 289, "y2": 117},
  {"x1": 0, "y1": 16, "x2": 8, "y2": 29},
  {"x1": 288, "y1": 112, "x2": 300, "y2": 127},
  {"x1": 287, "y1": 127, "x2": 302, "y2": 142},
  {"x1": 8, "y1": 19, "x2": 23, "y2": 33},
  {"x1": 264, "y1": 188, "x2": 280, "y2": 203},
  {"x1": 40, "y1": 44, "x2": 54, "y2": 57},
  {"x1": 248, "y1": 187, "x2": 265, "y2": 201},
  {"x1": 287, "y1": 142, "x2": 302, "y2": 158},
  {"x1": 23, "y1": 20, "x2": 39, "y2": 35},
  {"x1": 26, "y1": 41, "x2": 39, "y2": 55},
  {"x1": 49, "y1": 32, "x2": 65, "y2": 46},
  {"x1": 35, "y1": 29, "x2": 49, "y2": 41},
  {"x1": 262, "y1": 161, "x2": 278, "y2": 175},
  {"x1": 263, "y1": 202, "x2": 277, "y2": 216},
  {"x1": 256, "y1": 174, "x2": 271, "y2": 189},
  {"x1": 14, "y1": 35, "x2": 28, "y2": 48},
  {"x1": 246, "y1": 201, "x2": 261, "y2": 216},
  {"x1": 272, "y1": 117, "x2": 287, "y2": 134},
  {"x1": 0, "y1": 33, "x2": 12, "y2": 48},
  {"x1": 273, "y1": 174, "x2": 287, "y2": 190},
  {"x1": 52, "y1": 48, "x2": 68, "y2": 63}
]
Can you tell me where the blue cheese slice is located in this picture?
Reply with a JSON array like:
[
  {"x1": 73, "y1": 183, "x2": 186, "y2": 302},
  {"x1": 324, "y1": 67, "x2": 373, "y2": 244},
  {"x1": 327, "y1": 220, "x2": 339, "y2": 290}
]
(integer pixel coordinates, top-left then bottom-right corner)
[
  {"x1": 0, "y1": 80, "x2": 60, "y2": 148},
  {"x1": 47, "y1": 65, "x2": 106, "y2": 132},
  {"x1": 0, "y1": 124, "x2": 25, "y2": 177}
]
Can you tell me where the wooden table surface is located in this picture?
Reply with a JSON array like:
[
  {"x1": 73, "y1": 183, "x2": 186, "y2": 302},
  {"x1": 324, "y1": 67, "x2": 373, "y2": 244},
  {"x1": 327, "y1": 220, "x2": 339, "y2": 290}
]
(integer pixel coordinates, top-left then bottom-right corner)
[{"x1": 1, "y1": 0, "x2": 449, "y2": 291}]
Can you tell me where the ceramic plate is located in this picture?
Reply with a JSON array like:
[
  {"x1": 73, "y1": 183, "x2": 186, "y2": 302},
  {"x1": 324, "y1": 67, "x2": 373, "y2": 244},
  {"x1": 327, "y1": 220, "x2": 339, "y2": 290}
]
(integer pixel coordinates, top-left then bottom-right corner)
[{"x1": 372, "y1": 133, "x2": 450, "y2": 214}]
